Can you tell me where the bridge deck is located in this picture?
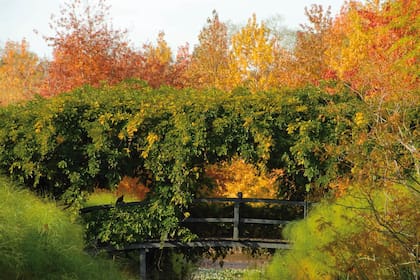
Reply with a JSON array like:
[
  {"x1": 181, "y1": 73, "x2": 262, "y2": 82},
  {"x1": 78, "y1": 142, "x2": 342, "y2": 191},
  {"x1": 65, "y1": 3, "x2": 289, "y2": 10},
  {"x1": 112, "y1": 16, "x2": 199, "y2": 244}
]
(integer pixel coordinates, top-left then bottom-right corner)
[{"x1": 106, "y1": 238, "x2": 291, "y2": 251}]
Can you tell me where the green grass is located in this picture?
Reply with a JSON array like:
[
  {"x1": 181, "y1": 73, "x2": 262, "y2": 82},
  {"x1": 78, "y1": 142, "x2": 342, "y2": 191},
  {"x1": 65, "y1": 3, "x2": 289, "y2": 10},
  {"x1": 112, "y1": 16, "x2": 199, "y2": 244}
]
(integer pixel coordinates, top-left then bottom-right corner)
[
  {"x1": 83, "y1": 191, "x2": 139, "y2": 207},
  {"x1": 0, "y1": 175, "x2": 133, "y2": 279}
]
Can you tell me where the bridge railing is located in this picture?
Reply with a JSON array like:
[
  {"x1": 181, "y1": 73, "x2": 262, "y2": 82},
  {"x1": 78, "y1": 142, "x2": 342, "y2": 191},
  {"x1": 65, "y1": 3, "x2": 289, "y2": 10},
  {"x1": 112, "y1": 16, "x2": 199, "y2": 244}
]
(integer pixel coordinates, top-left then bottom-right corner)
[
  {"x1": 183, "y1": 192, "x2": 312, "y2": 241},
  {"x1": 80, "y1": 192, "x2": 315, "y2": 242},
  {"x1": 80, "y1": 192, "x2": 315, "y2": 280}
]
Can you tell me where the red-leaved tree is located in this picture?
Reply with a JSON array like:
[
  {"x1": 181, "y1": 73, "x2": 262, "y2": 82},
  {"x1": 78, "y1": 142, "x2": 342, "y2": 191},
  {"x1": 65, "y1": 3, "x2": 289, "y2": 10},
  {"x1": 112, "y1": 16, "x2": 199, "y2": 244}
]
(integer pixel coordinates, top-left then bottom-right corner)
[{"x1": 42, "y1": 0, "x2": 141, "y2": 96}]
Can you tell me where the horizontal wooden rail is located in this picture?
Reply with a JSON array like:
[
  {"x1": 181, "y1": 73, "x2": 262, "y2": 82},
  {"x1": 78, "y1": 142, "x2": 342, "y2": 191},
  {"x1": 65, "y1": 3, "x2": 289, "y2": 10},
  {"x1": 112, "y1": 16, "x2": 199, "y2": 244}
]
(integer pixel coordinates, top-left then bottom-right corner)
[
  {"x1": 103, "y1": 238, "x2": 292, "y2": 251},
  {"x1": 182, "y1": 217, "x2": 290, "y2": 225},
  {"x1": 241, "y1": 218, "x2": 290, "y2": 225},
  {"x1": 183, "y1": 217, "x2": 234, "y2": 223},
  {"x1": 193, "y1": 197, "x2": 307, "y2": 206}
]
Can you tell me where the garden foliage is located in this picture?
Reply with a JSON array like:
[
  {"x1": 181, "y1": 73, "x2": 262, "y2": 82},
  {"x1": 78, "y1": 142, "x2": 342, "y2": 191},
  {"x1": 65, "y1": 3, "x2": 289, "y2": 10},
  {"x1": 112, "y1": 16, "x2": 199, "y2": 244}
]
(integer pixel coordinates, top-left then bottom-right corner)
[
  {"x1": 0, "y1": 175, "x2": 130, "y2": 279},
  {"x1": 0, "y1": 80, "x2": 361, "y2": 246},
  {"x1": 266, "y1": 182, "x2": 419, "y2": 279}
]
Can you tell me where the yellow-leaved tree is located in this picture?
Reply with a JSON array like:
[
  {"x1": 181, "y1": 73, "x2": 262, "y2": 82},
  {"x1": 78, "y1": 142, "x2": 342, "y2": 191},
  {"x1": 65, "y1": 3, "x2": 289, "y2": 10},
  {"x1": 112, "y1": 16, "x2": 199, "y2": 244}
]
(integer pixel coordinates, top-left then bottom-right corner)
[
  {"x1": 229, "y1": 14, "x2": 279, "y2": 92},
  {"x1": 202, "y1": 158, "x2": 282, "y2": 198}
]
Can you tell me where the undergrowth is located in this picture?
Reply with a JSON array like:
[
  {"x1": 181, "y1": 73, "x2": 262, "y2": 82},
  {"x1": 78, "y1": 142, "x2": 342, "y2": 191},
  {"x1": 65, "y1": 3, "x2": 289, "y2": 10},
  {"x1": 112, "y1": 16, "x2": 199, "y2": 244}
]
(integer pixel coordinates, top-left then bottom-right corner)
[{"x1": 0, "y1": 175, "x2": 132, "y2": 279}]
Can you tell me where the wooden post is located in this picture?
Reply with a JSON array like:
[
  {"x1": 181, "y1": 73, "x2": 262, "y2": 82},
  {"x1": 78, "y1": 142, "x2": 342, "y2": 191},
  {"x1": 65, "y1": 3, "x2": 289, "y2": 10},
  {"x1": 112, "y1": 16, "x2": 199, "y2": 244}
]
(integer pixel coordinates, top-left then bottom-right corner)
[
  {"x1": 233, "y1": 192, "x2": 242, "y2": 240},
  {"x1": 139, "y1": 248, "x2": 147, "y2": 280}
]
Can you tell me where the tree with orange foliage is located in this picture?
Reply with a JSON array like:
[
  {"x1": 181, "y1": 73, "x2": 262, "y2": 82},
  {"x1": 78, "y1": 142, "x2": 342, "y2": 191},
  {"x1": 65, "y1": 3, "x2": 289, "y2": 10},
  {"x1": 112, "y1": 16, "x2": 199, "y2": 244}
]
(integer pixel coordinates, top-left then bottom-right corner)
[
  {"x1": 0, "y1": 39, "x2": 45, "y2": 105},
  {"x1": 169, "y1": 43, "x2": 191, "y2": 89},
  {"x1": 42, "y1": 0, "x2": 140, "y2": 96},
  {"x1": 291, "y1": 4, "x2": 334, "y2": 86},
  {"x1": 325, "y1": 0, "x2": 419, "y2": 99},
  {"x1": 116, "y1": 176, "x2": 150, "y2": 201},
  {"x1": 136, "y1": 32, "x2": 173, "y2": 88},
  {"x1": 183, "y1": 11, "x2": 231, "y2": 90}
]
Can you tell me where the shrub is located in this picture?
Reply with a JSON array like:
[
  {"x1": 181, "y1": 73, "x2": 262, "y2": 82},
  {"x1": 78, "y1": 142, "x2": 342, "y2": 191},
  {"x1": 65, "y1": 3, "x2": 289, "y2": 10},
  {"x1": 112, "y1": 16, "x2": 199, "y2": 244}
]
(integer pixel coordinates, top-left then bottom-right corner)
[
  {"x1": 266, "y1": 182, "x2": 419, "y2": 279},
  {"x1": 0, "y1": 175, "x2": 131, "y2": 279}
]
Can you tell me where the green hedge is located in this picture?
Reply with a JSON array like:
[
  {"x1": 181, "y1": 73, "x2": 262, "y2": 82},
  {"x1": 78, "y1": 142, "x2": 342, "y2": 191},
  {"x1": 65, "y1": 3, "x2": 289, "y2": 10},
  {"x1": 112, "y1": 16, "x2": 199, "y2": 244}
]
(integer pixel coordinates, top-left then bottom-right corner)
[{"x1": 0, "y1": 80, "x2": 362, "y2": 245}]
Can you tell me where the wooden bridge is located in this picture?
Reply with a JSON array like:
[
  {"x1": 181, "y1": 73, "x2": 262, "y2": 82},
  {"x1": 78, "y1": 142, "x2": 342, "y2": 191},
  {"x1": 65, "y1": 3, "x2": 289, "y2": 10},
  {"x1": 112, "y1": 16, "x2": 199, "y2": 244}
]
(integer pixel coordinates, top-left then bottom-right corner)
[{"x1": 81, "y1": 192, "x2": 314, "y2": 279}]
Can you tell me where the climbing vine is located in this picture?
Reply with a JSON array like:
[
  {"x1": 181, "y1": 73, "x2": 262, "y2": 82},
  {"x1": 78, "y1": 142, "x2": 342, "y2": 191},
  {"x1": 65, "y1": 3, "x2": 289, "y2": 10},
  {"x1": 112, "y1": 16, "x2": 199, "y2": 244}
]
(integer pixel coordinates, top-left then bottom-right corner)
[{"x1": 0, "y1": 80, "x2": 363, "y2": 244}]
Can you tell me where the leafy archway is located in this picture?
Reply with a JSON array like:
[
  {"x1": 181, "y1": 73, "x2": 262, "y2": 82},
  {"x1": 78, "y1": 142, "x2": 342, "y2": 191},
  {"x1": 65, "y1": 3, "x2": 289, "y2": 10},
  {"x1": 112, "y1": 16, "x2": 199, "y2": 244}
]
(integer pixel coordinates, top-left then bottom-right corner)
[{"x1": 0, "y1": 80, "x2": 361, "y2": 245}]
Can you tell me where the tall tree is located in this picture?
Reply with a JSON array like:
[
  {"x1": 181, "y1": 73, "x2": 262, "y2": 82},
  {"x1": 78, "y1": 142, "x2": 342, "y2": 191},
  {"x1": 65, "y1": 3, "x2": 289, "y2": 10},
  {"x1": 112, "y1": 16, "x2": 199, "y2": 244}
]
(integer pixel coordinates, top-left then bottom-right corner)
[
  {"x1": 292, "y1": 4, "x2": 334, "y2": 86},
  {"x1": 137, "y1": 32, "x2": 173, "y2": 88},
  {"x1": 229, "y1": 14, "x2": 279, "y2": 92},
  {"x1": 169, "y1": 43, "x2": 191, "y2": 89},
  {"x1": 0, "y1": 40, "x2": 45, "y2": 105},
  {"x1": 42, "y1": 0, "x2": 140, "y2": 96},
  {"x1": 263, "y1": 15, "x2": 297, "y2": 89},
  {"x1": 183, "y1": 11, "x2": 230, "y2": 90},
  {"x1": 325, "y1": 0, "x2": 419, "y2": 99}
]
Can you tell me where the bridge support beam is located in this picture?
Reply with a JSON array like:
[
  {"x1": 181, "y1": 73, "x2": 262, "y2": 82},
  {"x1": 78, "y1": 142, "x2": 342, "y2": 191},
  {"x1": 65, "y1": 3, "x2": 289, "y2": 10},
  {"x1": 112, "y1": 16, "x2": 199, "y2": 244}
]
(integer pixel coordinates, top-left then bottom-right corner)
[{"x1": 139, "y1": 248, "x2": 147, "y2": 280}]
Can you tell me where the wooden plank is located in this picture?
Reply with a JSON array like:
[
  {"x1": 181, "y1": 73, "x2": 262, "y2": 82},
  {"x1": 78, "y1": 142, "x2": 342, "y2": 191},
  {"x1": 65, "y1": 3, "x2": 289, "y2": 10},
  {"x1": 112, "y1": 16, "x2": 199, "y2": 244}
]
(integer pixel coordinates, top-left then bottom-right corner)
[
  {"x1": 193, "y1": 198, "x2": 308, "y2": 206},
  {"x1": 233, "y1": 200, "x2": 240, "y2": 240},
  {"x1": 193, "y1": 198, "x2": 237, "y2": 203},
  {"x1": 80, "y1": 204, "x2": 114, "y2": 213},
  {"x1": 183, "y1": 217, "x2": 233, "y2": 223},
  {"x1": 105, "y1": 239, "x2": 291, "y2": 250},
  {"x1": 80, "y1": 198, "x2": 316, "y2": 214},
  {"x1": 239, "y1": 198, "x2": 306, "y2": 205},
  {"x1": 240, "y1": 218, "x2": 290, "y2": 225},
  {"x1": 139, "y1": 249, "x2": 147, "y2": 280}
]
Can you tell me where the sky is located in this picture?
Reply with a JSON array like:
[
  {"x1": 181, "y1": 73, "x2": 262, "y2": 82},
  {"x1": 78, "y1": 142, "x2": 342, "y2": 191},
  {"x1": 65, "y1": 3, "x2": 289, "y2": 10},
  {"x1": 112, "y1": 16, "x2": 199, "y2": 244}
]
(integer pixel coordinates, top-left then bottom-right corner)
[{"x1": 0, "y1": 0, "x2": 346, "y2": 58}]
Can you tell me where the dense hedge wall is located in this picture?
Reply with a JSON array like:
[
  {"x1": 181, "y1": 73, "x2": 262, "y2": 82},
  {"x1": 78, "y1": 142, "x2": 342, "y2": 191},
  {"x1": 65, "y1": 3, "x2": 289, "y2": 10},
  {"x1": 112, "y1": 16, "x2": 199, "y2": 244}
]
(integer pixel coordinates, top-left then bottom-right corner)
[{"x1": 0, "y1": 80, "x2": 363, "y2": 244}]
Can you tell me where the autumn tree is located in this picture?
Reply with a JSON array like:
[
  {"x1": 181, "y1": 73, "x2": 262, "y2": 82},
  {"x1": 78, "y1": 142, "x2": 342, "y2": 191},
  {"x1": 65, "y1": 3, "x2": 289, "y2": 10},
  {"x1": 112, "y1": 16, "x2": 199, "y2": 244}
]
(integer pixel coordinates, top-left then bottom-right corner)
[
  {"x1": 291, "y1": 4, "x2": 334, "y2": 86},
  {"x1": 266, "y1": 181, "x2": 419, "y2": 279},
  {"x1": 325, "y1": 0, "x2": 419, "y2": 99},
  {"x1": 183, "y1": 11, "x2": 230, "y2": 90},
  {"x1": 0, "y1": 39, "x2": 45, "y2": 105},
  {"x1": 136, "y1": 32, "x2": 173, "y2": 88},
  {"x1": 202, "y1": 158, "x2": 281, "y2": 198},
  {"x1": 229, "y1": 14, "x2": 280, "y2": 92},
  {"x1": 169, "y1": 43, "x2": 191, "y2": 88},
  {"x1": 42, "y1": 0, "x2": 140, "y2": 96}
]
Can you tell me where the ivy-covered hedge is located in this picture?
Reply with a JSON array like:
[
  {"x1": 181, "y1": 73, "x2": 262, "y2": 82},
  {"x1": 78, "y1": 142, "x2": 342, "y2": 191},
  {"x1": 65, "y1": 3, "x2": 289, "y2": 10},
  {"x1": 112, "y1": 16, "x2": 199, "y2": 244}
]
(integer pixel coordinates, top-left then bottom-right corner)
[{"x1": 0, "y1": 80, "x2": 363, "y2": 244}]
